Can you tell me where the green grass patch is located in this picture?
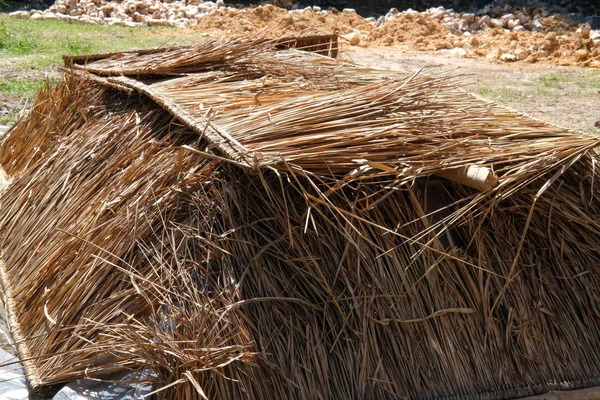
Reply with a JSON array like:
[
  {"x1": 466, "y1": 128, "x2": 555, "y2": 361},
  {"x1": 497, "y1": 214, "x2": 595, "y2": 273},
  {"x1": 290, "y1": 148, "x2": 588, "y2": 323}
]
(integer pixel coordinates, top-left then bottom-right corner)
[
  {"x1": 63, "y1": 38, "x2": 94, "y2": 55},
  {"x1": 495, "y1": 87, "x2": 527, "y2": 102},
  {"x1": 0, "y1": 20, "x2": 38, "y2": 55},
  {"x1": 477, "y1": 87, "x2": 493, "y2": 97},
  {"x1": 0, "y1": 77, "x2": 45, "y2": 98},
  {"x1": 537, "y1": 70, "x2": 600, "y2": 91},
  {"x1": 535, "y1": 86, "x2": 551, "y2": 96},
  {"x1": 477, "y1": 86, "x2": 527, "y2": 102},
  {"x1": 0, "y1": 111, "x2": 21, "y2": 125},
  {"x1": 0, "y1": 15, "x2": 208, "y2": 118},
  {"x1": 0, "y1": 77, "x2": 54, "y2": 125},
  {"x1": 0, "y1": 78, "x2": 45, "y2": 125},
  {"x1": 538, "y1": 72, "x2": 566, "y2": 89},
  {"x1": 0, "y1": 16, "x2": 204, "y2": 69},
  {"x1": 576, "y1": 70, "x2": 600, "y2": 89},
  {"x1": 477, "y1": 70, "x2": 598, "y2": 105}
]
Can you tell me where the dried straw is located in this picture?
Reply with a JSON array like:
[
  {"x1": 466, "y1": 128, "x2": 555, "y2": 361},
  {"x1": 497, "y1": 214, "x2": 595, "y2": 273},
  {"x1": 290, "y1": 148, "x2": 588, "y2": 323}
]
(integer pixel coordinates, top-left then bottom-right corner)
[{"x1": 1, "y1": 39, "x2": 600, "y2": 400}]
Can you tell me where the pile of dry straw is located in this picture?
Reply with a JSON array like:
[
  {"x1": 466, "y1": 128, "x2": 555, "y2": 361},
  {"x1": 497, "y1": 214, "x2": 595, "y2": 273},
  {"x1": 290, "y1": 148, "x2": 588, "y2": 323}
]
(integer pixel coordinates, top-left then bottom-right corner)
[{"x1": 1, "y1": 35, "x2": 600, "y2": 399}]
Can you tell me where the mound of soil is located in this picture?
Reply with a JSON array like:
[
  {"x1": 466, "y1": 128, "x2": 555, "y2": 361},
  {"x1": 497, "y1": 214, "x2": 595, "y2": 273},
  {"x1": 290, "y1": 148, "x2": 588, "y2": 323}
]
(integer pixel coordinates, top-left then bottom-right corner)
[
  {"x1": 366, "y1": 12, "x2": 453, "y2": 50},
  {"x1": 364, "y1": 12, "x2": 599, "y2": 67},
  {"x1": 192, "y1": 6, "x2": 599, "y2": 68},
  {"x1": 194, "y1": 5, "x2": 372, "y2": 37},
  {"x1": 469, "y1": 29, "x2": 600, "y2": 67}
]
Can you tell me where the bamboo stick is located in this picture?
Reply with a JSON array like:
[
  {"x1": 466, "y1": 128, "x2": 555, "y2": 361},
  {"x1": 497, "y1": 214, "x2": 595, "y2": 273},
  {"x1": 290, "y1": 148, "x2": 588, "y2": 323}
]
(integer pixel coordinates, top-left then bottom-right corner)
[{"x1": 435, "y1": 165, "x2": 498, "y2": 191}]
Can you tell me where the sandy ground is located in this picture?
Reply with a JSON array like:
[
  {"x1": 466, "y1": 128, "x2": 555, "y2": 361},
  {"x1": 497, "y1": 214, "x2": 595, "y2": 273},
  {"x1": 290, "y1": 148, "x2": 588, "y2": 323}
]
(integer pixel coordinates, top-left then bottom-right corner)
[{"x1": 348, "y1": 46, "x2": 600, "y2": 133}]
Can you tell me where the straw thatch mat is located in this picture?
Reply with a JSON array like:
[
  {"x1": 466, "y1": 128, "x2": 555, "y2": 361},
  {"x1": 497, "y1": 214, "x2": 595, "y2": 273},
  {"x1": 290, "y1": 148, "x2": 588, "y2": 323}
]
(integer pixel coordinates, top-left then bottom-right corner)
[{"x1": 1, "y1": 36, "x2": 600, "y2": 399}]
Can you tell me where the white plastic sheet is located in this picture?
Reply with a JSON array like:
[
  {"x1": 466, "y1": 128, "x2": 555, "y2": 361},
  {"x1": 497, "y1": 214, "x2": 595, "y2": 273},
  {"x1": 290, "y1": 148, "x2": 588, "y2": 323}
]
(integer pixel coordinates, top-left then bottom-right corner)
[
  {"x1": 0, "y1": 347, "x2": 28, "y2": 400},
  {"x1": 53, "y1": 371, "x2": 152, "y2": 400}
]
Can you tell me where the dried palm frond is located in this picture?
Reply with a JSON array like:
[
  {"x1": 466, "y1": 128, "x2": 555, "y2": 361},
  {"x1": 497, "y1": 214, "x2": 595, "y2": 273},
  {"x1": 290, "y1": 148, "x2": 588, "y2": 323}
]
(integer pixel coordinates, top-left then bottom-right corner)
[
  {"x1": 109, "y1": 49, "x2": 599, "y2": 200},
  {"x1": 1, "y1": 38, "x2": 600, "y2": 400},
  {"x1": 0, "y1": 78, "x2": 109, "y2": 176},
  {"x1": 64, "y1": 34, "x2": 339, "y2": 77},
  {"x1": 0, "y1": 77, "x2": 214, "y2": 387},
  {"x1": 101, "y1": 156, "x2": 600, "y2": 399}
]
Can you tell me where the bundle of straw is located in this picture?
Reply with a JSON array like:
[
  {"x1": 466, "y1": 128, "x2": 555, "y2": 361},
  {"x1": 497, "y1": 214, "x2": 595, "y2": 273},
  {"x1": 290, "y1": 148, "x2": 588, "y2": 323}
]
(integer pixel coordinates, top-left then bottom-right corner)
[{"x1": 1, "y1": 38, "x2": 600, "y2": 400}]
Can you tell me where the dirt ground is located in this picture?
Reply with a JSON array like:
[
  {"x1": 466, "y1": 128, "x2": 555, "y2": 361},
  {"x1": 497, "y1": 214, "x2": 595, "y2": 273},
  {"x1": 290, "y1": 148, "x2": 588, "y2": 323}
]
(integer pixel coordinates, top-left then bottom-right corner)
[{"x1": 348, "y1": 46, "x2": 600, "y2": 133}]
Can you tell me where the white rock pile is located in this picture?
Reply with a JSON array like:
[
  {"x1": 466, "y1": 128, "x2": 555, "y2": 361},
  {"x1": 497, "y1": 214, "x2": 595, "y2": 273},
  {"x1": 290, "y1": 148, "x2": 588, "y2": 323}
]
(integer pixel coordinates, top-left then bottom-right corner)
[
  {"x1": 7, "y1": 0, "x2": 600, "y2": 48},
  {"x1": 593, "y1": 30, "x2": 600, "y2": 41},
  {"x1": 10, "y1": 0, "x2": 232, "y2": 28},
  {"x1": 380, "y1": 6, "x2": 567, "y2": 34},
  {"x1": 378, "y1": 6, "x2": 600, "y2": 46}
]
